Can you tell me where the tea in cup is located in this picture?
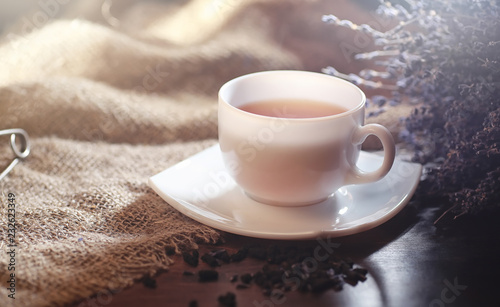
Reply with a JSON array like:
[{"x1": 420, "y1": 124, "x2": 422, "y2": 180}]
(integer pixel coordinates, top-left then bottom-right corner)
[{"x1": 218, "y1": 70, "x2": 395, "y2": 206}]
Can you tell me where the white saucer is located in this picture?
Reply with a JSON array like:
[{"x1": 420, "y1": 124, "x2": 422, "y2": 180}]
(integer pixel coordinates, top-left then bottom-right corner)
[{"x1": 148, "y1": 145, "x2": 422, "y2": 240}]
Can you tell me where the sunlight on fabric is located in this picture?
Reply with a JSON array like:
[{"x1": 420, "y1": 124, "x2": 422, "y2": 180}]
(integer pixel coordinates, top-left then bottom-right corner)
[
  {"x1": 145, "y1": 0, "x2": 249, "y2": 45},
  {"x1": 0, "y1": 20, "x2": 110, "y2": 86}
]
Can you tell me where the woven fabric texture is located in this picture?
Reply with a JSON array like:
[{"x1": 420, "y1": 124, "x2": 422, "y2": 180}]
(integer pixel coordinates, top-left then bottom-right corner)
[{"x1": 0, "y1": 1, "x2": 411, "y2": 306}]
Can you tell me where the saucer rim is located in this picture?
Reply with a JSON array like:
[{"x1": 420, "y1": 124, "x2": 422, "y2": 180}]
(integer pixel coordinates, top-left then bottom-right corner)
[{"x1": 149, "y1": 145, "x2": 422, "y2": 240}]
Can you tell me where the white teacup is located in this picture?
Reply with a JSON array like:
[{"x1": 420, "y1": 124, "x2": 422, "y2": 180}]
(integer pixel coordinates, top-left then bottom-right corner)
[{"x1": 218, "y1": 70, "x2": 395, "y2": 206}]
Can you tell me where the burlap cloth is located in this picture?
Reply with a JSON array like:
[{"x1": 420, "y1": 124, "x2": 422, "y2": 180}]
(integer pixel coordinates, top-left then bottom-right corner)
[{"x1": 0, "y1": 1, "x2": 413, "y2": 306}]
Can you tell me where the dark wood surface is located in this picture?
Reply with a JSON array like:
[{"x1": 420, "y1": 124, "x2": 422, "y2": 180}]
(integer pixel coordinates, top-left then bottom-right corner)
[{"x1": 73, "y1": 201, "x2": 500, "y2": 307}]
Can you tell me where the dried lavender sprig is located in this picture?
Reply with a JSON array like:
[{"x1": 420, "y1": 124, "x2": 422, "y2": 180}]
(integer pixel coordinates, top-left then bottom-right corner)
[
  {"x1": 383, "y1": 17, "x2": 420, "y2": 38},
  {"x1": 375, "y1": 1, "x2": 407, "y2": 18},
  {"x1": 322, "y1": 12, "x2": 421, "y2": 41},
  {"x1": 321, "y1": 15, "x2": 385, "y2": 38},
  {"x1": 393, "y1": 3, "x2": 413, "y2": 20},
  {"x1": 322, "y1": 66, "x2": 398, "y2": 90},
  {"x1": 359, "y1": 69, "x2": 392, "y2": 79},
  {"x1": 354, "y1": 50, "x2": 400, "y2": 60},
  {"x1": 374, "y1": 36, "x2": 415, "y2": 46}
]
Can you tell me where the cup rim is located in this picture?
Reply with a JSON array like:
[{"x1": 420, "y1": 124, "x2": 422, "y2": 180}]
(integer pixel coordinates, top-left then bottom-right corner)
[{"x1": 219, "y1": 70, "x2": 366, "y2": 122}]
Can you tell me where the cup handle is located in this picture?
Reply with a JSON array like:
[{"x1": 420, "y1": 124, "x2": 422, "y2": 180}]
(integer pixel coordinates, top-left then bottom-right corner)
[{"x1": 344, "y1": 124, "x2": 396, "y2": 185}]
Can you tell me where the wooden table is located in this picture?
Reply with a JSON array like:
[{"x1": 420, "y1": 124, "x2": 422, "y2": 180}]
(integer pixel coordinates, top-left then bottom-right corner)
[{"x1": 74, "y1": 201, "x2": 500, "y2": 307}]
